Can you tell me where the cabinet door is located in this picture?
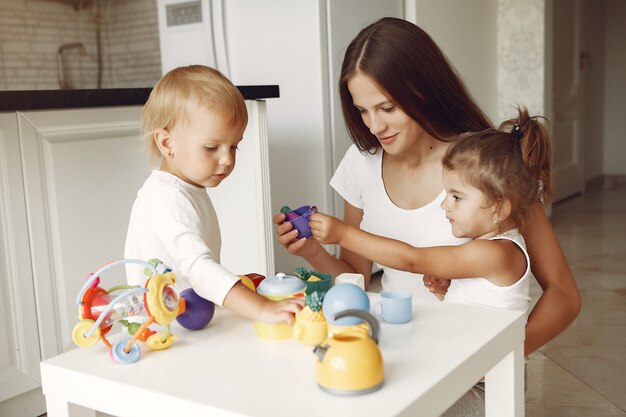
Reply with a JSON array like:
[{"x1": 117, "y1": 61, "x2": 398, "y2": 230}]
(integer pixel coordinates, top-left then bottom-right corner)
[
  {"x1": 17, "y1": 107, "x2": 150, "y2": 359},
  {"x1": 0, "y1": 113, "x2": 45, "y2": 415}
]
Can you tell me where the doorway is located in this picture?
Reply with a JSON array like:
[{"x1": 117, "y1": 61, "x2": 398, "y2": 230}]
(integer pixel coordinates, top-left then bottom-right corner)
[{"x1": 549, "y1": 0, "x2": 585, "y2": 202}]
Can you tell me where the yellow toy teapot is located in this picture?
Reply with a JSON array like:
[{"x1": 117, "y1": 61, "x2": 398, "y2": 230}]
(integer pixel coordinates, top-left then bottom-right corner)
[
  {"x1": 313, "y1": 309, "x2": 384, "y2": 395},
  {"x1": 253, "y1": 272, "x2": 306, "y2": 340}
]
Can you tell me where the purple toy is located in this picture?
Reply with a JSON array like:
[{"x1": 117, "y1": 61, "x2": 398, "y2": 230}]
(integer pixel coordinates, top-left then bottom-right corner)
[
  {"x1": 176, "y1": 288, "x2": 215, "y2": 330},
  {"x1": 281, "y1": 205, "x2": 317, "y2": 238}
]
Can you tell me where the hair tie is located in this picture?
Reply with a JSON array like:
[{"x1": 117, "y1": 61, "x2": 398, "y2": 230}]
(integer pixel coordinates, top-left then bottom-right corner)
[{"x1": 511, "y1": 123, "x2": 523, "y2": 140}]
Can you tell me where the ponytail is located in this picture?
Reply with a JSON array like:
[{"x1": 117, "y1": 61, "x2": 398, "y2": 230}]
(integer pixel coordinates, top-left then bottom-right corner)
[
  {"x1": 443, "y1": 107, "x2": 554, "y2": 230},
  {"x1": 499, "y1": 107, "x2": 553, "y2": 204}
]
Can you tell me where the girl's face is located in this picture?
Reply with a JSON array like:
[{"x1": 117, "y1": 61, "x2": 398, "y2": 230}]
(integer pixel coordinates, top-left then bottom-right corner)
[
  {"x1": 347, "y1": 72, "x2": 424, "y2": 155},
  {"x1": 440, "y1": 169, "x2": 499, "y2": 240},
  {"x1": 160, "y1": 101, "x2": 245, "y2": 188}
]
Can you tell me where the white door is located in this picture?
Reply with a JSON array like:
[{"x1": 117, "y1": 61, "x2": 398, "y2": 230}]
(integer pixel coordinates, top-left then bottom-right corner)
[{"x1": 551, "y1": 0, "x2": 584, "y2": 201}]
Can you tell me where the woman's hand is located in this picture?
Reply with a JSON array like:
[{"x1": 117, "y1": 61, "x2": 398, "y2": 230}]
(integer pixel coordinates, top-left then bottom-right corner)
[
  {"x1": 273, "y1": 212, "x2": 321, "y2": 258},
  {"x1": 309, "y1": 212, "x2": 347, "y2": 244}
]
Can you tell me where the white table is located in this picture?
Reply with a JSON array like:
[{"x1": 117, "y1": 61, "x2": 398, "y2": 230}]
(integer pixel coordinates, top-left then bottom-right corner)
[{"x1": 41, "y1": 294, "x2": 525, "y2": 417}]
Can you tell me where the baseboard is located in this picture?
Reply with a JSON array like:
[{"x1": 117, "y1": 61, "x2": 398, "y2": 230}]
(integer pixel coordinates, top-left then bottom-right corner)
[
  {"x1": 602, "y1": 175, "x2": 626, "y2": 188},
  {"x1": 585, "y1": 174, "x2": 626, "y2": 191},
  {"x1": 584, "y1": 175, "x2": 604, "y2": 190}
]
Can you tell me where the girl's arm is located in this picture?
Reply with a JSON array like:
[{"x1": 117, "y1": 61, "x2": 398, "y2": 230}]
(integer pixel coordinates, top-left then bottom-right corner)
[
  {"x1": 310, "y1": 213, "x2": 524, "y2": 285},
  {"x1": 521, "y1": 203, "x2": 581, "y2": 355}
]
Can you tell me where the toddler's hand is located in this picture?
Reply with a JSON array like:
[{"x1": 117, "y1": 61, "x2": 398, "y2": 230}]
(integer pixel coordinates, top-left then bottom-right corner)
[
  {"x1": 258, "y1": 297, "x2": 304, "y2": 325},
  {"x1": 423, "y1": 275, "x2": 449, "y2": 301},
  {"x1": 309, "y1": 212, "x2": 345, "y2": 244},
  {"x1": 273, "y1": 212, "x2": 320, "y2": 257}
]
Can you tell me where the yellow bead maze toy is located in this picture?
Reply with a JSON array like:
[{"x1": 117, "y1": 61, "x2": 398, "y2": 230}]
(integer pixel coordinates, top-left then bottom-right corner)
[{"x1": 72, "y1": 258, "x2": 187, "y2": 364}]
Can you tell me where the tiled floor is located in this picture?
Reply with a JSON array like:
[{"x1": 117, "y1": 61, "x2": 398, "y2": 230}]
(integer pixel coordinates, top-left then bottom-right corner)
[
  {"x1": 370, "y1": 179, "x2": 626, "y2": 416},
  {"x1": 524, "y1": 180, "x2": 626, "y2": 416}
]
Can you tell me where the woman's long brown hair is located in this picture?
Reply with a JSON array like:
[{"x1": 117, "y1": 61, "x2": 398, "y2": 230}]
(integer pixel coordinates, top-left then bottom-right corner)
[{"x1": 340, "y1": 17, "x2": 492, "y2": 153}]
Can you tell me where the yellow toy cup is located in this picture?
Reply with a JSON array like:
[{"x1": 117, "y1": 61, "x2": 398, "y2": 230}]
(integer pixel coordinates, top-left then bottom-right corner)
[{"x1": 253, "y1": 273, "x2": 306, "y2": 340}]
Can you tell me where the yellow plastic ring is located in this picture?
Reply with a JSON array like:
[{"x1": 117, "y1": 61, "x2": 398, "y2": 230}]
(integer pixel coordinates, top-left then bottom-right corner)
[
  {"x1": 146, "y1": 272, "x2": 179, "y2": 325},
  {"x1": 71, "y1": 320, "x2": 100, "y2": 347}
]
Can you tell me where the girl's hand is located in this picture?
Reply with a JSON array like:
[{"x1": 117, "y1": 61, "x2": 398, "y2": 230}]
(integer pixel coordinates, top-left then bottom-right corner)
[
  {"x1": 309, "y1": 212, "x2": 346, "y2": 244},
  {"x1": 258, "y1": 297, "x2": 305, "y2": 325},
  {"x1": 273, "y1": 212, "x2": 320, "y2": 257},
  {"x1": 423, "y1": 275, "x2": 449, "y2": 301}
]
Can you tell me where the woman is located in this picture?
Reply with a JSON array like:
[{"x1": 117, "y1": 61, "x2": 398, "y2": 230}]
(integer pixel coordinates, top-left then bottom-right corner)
[{"x1": 274, "y1": 17, "x2": 580, "y2": 359}]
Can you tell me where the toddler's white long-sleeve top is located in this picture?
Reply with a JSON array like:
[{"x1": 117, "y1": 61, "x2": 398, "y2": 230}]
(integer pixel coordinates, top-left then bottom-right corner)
[{"x1": 124, "y1": 170, "x2": 239, "y2": 306}]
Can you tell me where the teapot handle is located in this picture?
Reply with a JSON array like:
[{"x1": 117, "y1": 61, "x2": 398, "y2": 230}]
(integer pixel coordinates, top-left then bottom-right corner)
[{"x1": 332, "y1": 310, "x2": 380, "y2": 344}]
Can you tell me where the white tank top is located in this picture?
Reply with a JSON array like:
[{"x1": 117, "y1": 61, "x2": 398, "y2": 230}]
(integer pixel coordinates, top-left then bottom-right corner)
[{"x1": 445, "y1": 229, "x2": 531, "y2": 317}]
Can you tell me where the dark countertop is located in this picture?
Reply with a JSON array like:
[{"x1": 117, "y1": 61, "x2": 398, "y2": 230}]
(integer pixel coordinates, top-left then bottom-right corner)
[{"x1": 0, "y1": 85, "x2": 279, "y2": 112}]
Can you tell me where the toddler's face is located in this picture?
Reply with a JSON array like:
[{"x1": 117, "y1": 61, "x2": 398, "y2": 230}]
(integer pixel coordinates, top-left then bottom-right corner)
[
  {"x1": 163, "y1": 101, "x2": 245, "y2": 188},
  {"x1": 440, "y1": 169, "x2": 498, "y2": 240}
]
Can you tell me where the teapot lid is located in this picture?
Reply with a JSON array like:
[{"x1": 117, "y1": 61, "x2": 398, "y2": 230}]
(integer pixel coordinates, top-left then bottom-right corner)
[{"x1": 257, "y1": 273, "x2": 306, "y2": 296}]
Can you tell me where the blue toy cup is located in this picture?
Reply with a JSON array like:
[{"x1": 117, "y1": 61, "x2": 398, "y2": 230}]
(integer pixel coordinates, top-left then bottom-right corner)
[{"x1": 372, "y1": 290, "x2": 413, "y2": 324}]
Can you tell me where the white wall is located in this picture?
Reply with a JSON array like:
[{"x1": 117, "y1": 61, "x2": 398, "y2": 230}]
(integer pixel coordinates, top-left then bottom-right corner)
[
  {"x1": 409, "y1": 0, "x2": 499, "y2": 124},
  {"x1": 603, "y1": 0, "x2": 626, "y2": 175},
  {"x1": 497, "y1": 0, "x2": 546, "y2": 120}
]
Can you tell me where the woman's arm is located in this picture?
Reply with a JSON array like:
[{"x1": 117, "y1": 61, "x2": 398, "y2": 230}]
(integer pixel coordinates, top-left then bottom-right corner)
[{"x1": 522, "y1": 203, "x2": 581, "y2": 355}]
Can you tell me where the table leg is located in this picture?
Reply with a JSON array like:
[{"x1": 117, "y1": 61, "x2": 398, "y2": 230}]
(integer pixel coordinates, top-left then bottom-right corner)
[
  {"x1": 45, "y1": 395, "x2": 97, "y2": 417},
  {"x1": 484, "y1": 344, "x2": 524, "y2": 417}
]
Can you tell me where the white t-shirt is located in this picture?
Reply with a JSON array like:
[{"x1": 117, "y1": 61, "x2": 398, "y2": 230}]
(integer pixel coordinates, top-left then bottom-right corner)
[
  {"x1": 331, "y1": 145, "x2": 469, "y2": 300},
  {"x1": 445, "y1": 229, "x2": 531, "y2": 316},
  {"x1": 124, "y1": 170, "x2": 240, "y2": 306}
]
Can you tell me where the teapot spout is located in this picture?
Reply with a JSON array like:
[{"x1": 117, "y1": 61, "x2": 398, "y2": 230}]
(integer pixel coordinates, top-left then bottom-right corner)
[{"x1": 313, "y1": 344, "x2": 329, "y2": 362}]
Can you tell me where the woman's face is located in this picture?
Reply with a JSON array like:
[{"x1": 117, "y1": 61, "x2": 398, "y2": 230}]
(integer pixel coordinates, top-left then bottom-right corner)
[{"x1": 347, "y1": 72, "x2": 424, "y2": 155}]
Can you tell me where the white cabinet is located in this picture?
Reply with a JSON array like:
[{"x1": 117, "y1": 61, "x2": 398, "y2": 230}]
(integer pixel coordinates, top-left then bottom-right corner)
[
  {"x1": 1, "y1": 106, "x2": 148, "y2": 416},
  {"x1": 19, "y1": 107, "x2": 150, "y2": 359},
  {"x1": 0, "y1": 100, "x2": 272, "y2": 416}
]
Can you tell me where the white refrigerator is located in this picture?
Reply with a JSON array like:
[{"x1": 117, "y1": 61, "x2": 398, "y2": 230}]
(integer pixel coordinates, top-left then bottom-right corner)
[{"x1": 157, "y1": 0, "x2": 404, "y2": 274}]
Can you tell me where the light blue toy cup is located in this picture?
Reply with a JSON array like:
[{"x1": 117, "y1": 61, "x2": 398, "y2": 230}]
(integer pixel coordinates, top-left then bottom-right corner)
[{"x1": 372, "y1": 290, "x2": 412, "y2": 324}]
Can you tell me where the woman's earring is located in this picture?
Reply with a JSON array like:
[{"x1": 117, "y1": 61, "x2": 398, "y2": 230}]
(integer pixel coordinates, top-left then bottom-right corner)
[{"x1": 492, "y1": 217, "x2": 498, "y2": 225}]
